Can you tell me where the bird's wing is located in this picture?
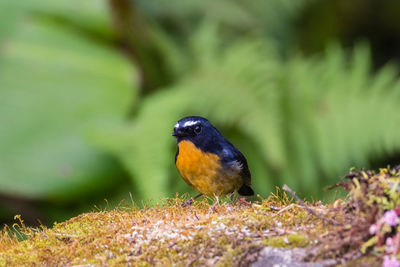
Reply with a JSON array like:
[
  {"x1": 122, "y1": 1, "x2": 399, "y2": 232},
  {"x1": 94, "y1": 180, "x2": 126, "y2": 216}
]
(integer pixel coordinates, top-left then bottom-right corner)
[{"x1": 220, "y1": 144, "x2": 251, "y2": 186}]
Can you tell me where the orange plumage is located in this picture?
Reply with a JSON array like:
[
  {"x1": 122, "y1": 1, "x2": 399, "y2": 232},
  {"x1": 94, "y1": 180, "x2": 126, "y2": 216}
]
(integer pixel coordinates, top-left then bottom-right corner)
[{"x1": 176, "y1": 141, "x2": 243, "y2": 196}]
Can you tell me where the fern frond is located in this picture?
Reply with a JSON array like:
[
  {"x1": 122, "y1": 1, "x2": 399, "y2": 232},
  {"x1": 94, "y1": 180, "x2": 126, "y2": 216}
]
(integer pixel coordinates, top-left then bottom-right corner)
[{"x1": 94, "y1": 25, "x2": 400, "y2": 199}]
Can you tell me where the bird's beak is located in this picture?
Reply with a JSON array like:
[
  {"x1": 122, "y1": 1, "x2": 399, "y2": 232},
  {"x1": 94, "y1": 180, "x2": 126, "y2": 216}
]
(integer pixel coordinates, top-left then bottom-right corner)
[{"x1": 172, "y1": 129, "x2": 184, "y2": 137}]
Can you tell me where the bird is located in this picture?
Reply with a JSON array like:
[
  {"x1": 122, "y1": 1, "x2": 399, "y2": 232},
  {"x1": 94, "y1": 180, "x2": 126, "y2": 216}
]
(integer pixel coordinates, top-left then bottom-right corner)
[{"x1": 172, "y1": 116, "x2": 254, "y2": 207}]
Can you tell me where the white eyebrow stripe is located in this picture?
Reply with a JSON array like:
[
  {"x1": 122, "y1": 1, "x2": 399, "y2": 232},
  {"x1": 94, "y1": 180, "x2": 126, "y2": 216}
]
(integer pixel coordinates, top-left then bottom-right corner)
[
  {"x1": 174, "y1": 122, "x2": 179, "y2": 128},
  {"x1": 183, "y1": 120, "x2": 199, "y2": 127}
]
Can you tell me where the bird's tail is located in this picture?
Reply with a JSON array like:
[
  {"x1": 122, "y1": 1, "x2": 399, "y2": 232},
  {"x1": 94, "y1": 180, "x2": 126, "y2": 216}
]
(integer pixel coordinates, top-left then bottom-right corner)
[{"x1": 238, "y1": 184, "x2": 254, "y2": 196}]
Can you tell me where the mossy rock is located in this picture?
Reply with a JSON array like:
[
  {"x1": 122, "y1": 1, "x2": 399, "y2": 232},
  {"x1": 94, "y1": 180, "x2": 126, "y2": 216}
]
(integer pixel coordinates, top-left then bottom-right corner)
[{"x1": 0, "y1": 188, "x2": 385, "y2": 266}]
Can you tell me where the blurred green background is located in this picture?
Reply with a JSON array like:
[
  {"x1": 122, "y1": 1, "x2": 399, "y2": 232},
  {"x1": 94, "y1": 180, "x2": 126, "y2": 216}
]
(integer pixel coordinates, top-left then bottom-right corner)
[{"x1": 1, "y1": 0, "x2": 400, "y2": 226}]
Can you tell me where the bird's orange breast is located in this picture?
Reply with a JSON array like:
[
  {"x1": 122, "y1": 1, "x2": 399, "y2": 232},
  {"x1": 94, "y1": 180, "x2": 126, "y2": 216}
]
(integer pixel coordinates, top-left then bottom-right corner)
[{"x1": 175, "y1": 140, "x2": 242, "y2": 196}]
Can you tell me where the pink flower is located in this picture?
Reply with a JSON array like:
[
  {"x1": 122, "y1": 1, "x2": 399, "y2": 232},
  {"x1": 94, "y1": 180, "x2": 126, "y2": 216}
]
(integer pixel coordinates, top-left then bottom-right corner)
[
  {"x1": 386, "y1": 237, "x2": 395, "y2": 253},
  {"x1": 382, "y1": 256, "x2": 400, "y2": 267},
  {"x1": 384, "y1": 210, "x2": 399, "y2": 227},
  {"x1": 369, "y1": 224, "x2": 378, "y2": 235}
]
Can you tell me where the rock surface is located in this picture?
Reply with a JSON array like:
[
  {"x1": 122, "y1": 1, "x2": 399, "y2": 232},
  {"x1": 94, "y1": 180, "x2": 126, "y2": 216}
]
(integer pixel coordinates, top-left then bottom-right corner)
[{"x1": 252, "y1": 247, "x2": 337, "y2": 267}]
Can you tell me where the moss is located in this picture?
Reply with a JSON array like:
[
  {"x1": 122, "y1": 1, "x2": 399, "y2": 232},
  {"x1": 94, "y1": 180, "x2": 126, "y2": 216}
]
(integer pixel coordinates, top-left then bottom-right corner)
[
  {"x1": 341, "y1": 255, "x2": 381, "y2": 267},
  {"x1": 216, "y1": 245, "x2": 245, "y2": 267},
  {"x1": 262, "y1": 234, "x2": 309, "y2": 248},
  {"x1": 0, "y1": 174, "x2": 393, "y2": 266},
  {"x1": 0, "y1": 194, "x2": 323, "y2": 266}
]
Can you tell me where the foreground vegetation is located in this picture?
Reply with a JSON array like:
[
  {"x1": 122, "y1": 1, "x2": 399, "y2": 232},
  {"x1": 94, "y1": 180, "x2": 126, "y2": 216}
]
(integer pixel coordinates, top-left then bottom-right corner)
[
  {"x1": 0, "y1": 195, "x2": 332, "y2": 266},
  {"x1": 1, "y1": 167, "x2": 399, "y2": 266}
]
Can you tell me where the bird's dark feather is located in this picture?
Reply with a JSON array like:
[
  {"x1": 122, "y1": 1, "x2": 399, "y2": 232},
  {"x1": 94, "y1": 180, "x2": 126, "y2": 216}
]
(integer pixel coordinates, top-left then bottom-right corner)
[
  {"x1": 173, "y1": 116, "x2": 253, "y2": 195},
  {"x1": 219, "y1": 141, "x2": 252, "y2": 186}
]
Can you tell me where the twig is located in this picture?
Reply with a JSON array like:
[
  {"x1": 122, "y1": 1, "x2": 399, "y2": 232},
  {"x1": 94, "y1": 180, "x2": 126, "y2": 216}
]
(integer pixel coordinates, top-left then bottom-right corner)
[
  {"x1": 274, "y1": 203, "x2": 302, "y2": 215},
  {"x1": 282, "y1": 184, "x2": 342, "y2": 226}
]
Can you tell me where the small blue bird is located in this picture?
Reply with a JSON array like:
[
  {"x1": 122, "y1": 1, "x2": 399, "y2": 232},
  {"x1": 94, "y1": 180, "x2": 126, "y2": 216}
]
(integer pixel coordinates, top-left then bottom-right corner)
[{"x1": 172, "y1": 116, "x2": 254, "y2": 206}]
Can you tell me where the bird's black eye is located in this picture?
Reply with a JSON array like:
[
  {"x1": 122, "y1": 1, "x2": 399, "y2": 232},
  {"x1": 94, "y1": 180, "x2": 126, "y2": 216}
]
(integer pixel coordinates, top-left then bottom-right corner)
[{"x1": 194, "y1": 125, "x2": 202, "y2": 134}]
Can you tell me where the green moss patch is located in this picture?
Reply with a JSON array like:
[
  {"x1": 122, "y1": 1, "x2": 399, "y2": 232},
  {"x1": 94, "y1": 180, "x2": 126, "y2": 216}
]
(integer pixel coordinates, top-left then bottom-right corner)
[
  {"x1": 0, "y1": 192, "x2": 333, "y2": 266},
  {"x1": 262, "y1": 234, "x2": 309, "y2": 248},
  {"x1": 2, "y1": 166, "x2": 400, "y2": 266}
]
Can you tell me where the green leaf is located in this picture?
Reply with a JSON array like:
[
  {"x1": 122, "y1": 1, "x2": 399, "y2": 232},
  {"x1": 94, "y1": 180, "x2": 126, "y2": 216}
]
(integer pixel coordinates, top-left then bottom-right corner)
[
  {"x1": 0, "y1": 16, "x2": 137, "y2": 198},
  {"x1": 0, "y1": 0, "x2": 113, "y2": 39},
  {"x1": 360, "y1": 236, "x2": 378, "y2": 254}
]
